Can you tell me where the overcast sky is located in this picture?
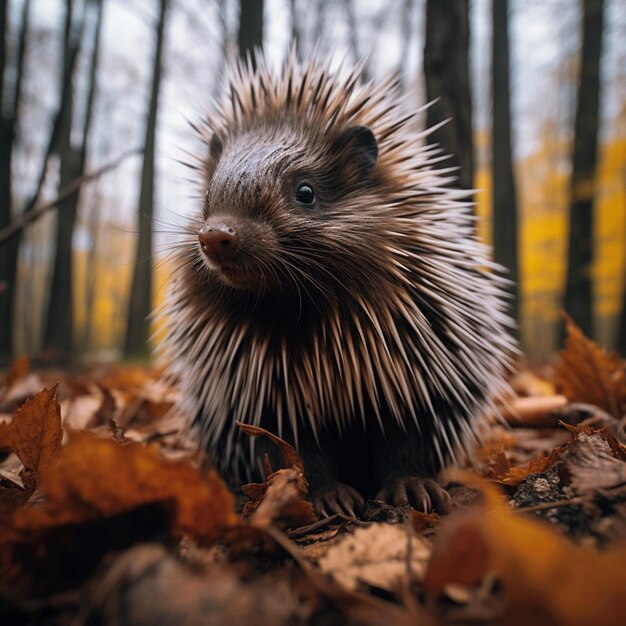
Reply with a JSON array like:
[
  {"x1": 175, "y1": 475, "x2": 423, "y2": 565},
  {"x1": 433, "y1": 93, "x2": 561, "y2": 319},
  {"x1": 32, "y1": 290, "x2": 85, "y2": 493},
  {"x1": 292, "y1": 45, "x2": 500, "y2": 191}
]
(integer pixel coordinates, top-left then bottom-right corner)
[{"x1": 7, "y1": 0, "x2": 625, "y2": 266}]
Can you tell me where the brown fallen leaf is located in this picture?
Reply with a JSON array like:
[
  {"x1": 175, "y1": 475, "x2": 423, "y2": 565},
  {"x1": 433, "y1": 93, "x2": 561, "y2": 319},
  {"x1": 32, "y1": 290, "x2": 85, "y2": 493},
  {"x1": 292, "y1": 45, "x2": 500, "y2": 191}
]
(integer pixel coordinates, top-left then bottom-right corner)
[
  {"x1": 237, "y1": 421, "x2": 305, "y2": 474},
  {"x1": 5, "y1": 501, "x2": 175, "y2": 597},
  {"x1": 0, "y1": 372, "x2": 47, "y2": 413},
  {"x1": 4, "y1": 430, "x2": 236, "y2": 545},
  {"x1": 7, "y1": 356, "x2": 30, "y2": 389},
  {"x1": 98, "y1": 365, "x2": 158, "y2": 393},
  {"x1": 559, "y1": 423, "x2": 626, "y2": 494},
  {"x1": 424, "y1": 473, "x2": 626, "y2": 626},
  {"x1": 238, "y1": 422, "x2": 317, "y2": 530},
  {"x1": 317, "y1": 523, "x2": 431, "y2": 593},
  {"x1": 0, "y1": 421, "x2": 11, "y2": 451},
  {"x1": 556, "y1": 315, "x2": 626, "y2": 420},
  {"x1": 78, "y1": 543, "x2": 309, "y2": 626},
  {"x1": 492, "y1": 449, "x2": 561, "y2": 487},
  {"x1": 10, "y1": 386, "x2": 63, "y2": 489}
]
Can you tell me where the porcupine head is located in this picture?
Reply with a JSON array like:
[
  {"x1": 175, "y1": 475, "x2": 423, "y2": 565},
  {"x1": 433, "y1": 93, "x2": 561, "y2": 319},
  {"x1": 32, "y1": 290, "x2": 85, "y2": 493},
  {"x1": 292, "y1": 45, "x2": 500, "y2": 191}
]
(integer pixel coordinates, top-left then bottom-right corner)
[{"x1": 158, "y1": 51, "x2": 515, "y2": 516}]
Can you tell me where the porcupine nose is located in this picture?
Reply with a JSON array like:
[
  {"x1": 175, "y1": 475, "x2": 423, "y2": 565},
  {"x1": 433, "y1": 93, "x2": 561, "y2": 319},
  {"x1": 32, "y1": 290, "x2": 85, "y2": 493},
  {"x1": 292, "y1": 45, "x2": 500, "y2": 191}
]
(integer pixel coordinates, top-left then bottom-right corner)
[{"x1": 198, "y1": 220, "x2": 240, "y2": 261}]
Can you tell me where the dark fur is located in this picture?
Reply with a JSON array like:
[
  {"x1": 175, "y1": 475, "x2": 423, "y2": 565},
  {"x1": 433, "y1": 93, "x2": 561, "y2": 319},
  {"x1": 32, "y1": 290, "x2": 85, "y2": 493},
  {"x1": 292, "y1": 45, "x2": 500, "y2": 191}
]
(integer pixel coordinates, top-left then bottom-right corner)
[{"x1": 159, "y1": 55, "x2": 514, "y2": 514}]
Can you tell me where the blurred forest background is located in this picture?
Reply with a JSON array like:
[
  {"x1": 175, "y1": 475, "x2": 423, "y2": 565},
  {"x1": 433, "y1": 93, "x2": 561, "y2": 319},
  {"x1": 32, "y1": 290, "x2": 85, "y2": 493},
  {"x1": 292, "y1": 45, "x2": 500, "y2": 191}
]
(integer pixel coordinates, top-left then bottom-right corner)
[{"x1": 0, "y1": 0, "x2": 624, "y2": 367}]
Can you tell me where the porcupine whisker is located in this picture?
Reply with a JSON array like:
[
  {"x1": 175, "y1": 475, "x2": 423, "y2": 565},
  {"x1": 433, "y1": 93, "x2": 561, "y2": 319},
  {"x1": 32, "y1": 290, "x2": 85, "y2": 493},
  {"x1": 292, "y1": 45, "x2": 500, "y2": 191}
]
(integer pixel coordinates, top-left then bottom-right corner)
[
  {"x1": 280, "y1": 249, "x2": 352, "y2": 301},
  {"x1": 156, "y1": 52, "x2": 516, "y2": 516},
  {"x1": 280, "y1": 258, "x2": 335, "y2": 314}
]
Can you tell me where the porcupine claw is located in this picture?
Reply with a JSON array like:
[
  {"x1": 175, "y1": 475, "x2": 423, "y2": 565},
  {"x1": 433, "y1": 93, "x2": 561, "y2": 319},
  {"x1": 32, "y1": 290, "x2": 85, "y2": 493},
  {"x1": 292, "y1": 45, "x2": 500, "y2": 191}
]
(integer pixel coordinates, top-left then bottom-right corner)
[
  {"x1": 376, "y1": 476, "x2": 452, "y2": 514},
  {"x1": 312, "y1": 482, "x2": 365, "y2": 518}
]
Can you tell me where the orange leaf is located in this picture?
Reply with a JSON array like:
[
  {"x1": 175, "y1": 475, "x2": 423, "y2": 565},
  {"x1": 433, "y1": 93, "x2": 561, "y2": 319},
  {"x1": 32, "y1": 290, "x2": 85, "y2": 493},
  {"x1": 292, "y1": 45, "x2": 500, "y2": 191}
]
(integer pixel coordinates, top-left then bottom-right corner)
[
  {"x1": 236, "y1": 421, "x2": 305, "y2": 474},
  {"x1": 7, "y1": 431, "x2": 237, "y2": 544},
  {"x1": 0, "y1": 421, "x2": 12, "y2": 451},
  {"x1": 498, "y1": 449, "x2": 561, "y2": 486},
  {"x1": 556, "y1": 315, "x2": 626, "y2": 419},
  {"x1": 425, "y1": 474, "x2": 626, "y2": 626},
  {"x1": 11, "y1": 386, "x2": 62, "y2": 474},
  {"x1": 7, "y1": 355, "x2": 30, "y2": 387},
  {"x1": 237, "y1": 422, "x2": 316, "y2": 529}
]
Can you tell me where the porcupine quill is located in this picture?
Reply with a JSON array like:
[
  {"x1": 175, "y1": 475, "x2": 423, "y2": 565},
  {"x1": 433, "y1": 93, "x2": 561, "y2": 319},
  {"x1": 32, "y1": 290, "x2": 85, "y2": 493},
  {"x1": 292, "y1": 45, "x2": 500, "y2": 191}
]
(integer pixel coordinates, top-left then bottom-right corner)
[{"x1": 156, "y1": 51, "x2": 516, "y2": 516}]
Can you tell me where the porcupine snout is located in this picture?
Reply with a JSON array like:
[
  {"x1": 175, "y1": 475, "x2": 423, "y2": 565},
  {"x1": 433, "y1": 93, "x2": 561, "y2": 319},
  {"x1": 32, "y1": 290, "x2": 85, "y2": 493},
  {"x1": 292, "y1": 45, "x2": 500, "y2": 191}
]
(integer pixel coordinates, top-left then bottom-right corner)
[{"x1": 198, "y1": 218, "x2": 240, "y2": 263}]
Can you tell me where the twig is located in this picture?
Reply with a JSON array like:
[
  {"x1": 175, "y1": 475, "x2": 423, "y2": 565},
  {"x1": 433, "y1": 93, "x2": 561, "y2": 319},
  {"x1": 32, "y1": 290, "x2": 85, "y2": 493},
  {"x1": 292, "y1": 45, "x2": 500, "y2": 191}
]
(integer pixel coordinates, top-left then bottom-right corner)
[
  {"x1": 288, "y1": 513, "x2": 368, "y2": 539},
  {"x1": 518, "y1": 483, "x2": 626, "y2": 514},
  {"x1": 501, "y1": 394, "x2": 569, "y2": 427},
  {"x1": 262, "y1": 525, "x2": 410, "y2": 623},
  {"x1": 517, "y1": 495, "x2": 590, "y2": 513},
  {"x1": 0, "y1": 148, "x2": 142, "y2": 243}
]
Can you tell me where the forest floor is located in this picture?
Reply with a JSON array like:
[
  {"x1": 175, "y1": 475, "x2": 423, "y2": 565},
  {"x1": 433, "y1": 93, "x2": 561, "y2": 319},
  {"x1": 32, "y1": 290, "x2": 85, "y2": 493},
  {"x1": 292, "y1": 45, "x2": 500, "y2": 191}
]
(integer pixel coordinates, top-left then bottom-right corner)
[{"x1": 0, "y1": 317, "x2": 625, "y2": 626}]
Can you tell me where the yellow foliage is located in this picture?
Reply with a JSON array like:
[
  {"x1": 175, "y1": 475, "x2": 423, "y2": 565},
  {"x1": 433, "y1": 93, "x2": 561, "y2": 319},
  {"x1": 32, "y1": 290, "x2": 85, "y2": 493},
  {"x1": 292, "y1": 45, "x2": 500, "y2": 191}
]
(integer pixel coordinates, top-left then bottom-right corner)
[
  {"x1": 475, "y1": 127, "x2": 625, "y2": 354},
  {"x1": 75, "y1": 132, "x2": 625, "y2": 357}
]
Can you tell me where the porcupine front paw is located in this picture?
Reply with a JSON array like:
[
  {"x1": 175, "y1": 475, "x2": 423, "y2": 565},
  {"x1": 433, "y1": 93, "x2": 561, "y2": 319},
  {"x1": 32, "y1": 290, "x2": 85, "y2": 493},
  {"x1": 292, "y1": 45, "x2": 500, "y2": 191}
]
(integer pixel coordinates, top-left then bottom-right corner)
[
  {"x1": 311, "y1": 482, "x2": 365, "y2": 518},
  {"x1": 376, "y1": 475, "x2": 452, "y2": 514}
]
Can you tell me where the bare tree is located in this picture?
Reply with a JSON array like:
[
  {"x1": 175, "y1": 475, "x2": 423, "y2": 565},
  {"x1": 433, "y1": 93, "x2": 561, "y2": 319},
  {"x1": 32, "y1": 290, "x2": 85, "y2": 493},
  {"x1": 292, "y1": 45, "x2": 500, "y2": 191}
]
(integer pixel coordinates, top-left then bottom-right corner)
[
  {"x1": 76, "y1": 0, "x2": 104, "y2": 354},
  {"x1": 491, "y1": 0, "x2": 520, "y2": 332},
  {"x1": 124, "y1": 0, "x2": 169, "y2": 358},
  {"x1": 313, "y1": 0, "x2": 326, "y2": 47},
  {"x1": 343, "y1": 0, "x2": 369, "y2": 81},
  {"x1": 0, "y1": 0, "x2": 31, "y2": 364},
  {"x1": 238, "y1": 0, "x2": 263, "y2": 63},
  {"x1": 289, "y1": 0, "x2": 302, "y2": 58},
  {"x1": 563, "y1": 0, "x2": 605, "y2": 340},
  {"x1": 424, "y1": 0, "x2": 474, "y2": 191},
  {"x1": 399, "y1": 0, "x2": 414, "y2": 88},
  {"x1": 44, "y1": 0, "x2": 102, "y2": 358}
]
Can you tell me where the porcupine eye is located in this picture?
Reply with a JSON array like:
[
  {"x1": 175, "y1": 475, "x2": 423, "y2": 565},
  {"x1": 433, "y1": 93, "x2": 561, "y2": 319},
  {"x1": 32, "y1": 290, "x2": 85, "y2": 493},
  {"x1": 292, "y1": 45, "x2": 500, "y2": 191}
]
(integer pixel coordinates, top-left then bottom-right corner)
[{"x1": 296, "y1": 183, "x2": 315, "y2": 205}]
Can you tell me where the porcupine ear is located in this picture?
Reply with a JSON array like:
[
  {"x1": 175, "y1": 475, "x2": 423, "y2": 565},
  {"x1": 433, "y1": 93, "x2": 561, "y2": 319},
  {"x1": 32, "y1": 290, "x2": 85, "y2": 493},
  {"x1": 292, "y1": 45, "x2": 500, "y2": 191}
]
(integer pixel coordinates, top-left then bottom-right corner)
[{"x1": 331, "y1": 125, "x2": 378, "y2": 178}]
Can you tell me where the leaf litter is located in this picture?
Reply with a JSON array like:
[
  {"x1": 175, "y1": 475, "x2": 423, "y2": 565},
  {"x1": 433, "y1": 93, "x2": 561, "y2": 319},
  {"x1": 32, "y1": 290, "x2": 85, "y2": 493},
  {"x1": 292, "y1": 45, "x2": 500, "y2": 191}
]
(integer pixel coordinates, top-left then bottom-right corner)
[{"x1": 0, "y1": 317, "x2": 625, "y2": 625}]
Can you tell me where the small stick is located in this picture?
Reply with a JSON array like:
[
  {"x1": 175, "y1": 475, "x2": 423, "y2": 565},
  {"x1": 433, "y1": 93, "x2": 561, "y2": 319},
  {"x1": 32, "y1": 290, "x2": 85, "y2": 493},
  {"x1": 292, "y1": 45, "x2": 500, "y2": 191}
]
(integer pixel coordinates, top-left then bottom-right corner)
[{"x1": 0, "y1": 148, "x2": 142, "y2": 243}]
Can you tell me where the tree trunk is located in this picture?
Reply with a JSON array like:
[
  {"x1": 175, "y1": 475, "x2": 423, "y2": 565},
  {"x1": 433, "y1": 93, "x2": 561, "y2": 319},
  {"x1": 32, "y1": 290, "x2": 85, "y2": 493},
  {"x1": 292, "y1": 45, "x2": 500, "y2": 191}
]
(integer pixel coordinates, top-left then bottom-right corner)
[
  {"x1": 124, "y1": 0, "x2": 169, "y2": 358},
  {"x1": 238, "y1": 0, "x2": 263, "y2": 64},
  {"x1": 424, "y1": 0, "x2": 474, "y2": 191},
  {"x1": 399, "y1": 0, "x2": 414, "y2": 88},
  {"x1": 491, "y1": 0, "x2": 520, "y2": 333},
  {"x1": 343, "y1": 0, "x2": 369, "y2": 81},
  {"x1": 78, "y1": 0, "x2": 104, "y2": 353},
  {"x1": 562, "y1": 0, "x2": 605, "y2": 340},
  {"x1": 313, "y1": 0, "x2": 326, "y2": 45},
  {"x1": 0, "y1": 0, "x2": 31, "y2": 364},
  {"x1": 288, "y1": 0, "x2": 301, "y2": 58},
  {"x1": 43, "y1": 0, "x2": 87, "y2": 358}
]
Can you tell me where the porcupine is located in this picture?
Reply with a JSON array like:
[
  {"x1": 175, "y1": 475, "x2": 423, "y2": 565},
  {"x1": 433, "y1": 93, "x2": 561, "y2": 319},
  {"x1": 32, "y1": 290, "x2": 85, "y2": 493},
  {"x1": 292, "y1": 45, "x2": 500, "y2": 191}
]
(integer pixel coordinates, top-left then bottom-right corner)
[{"x1": 159, "y1": 53, "x2": 515, "y2": 517}]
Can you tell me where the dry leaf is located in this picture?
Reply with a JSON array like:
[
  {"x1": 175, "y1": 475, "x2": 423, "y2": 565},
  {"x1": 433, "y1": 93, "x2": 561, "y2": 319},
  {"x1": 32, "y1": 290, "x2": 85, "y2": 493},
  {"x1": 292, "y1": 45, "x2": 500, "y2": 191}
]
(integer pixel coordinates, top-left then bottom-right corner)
[
  {"x1": 11, "y1": 386, "x2": 63, "y2": 475},
  {"x1": 317, "y1": 523, "x2": 431, "y2": 592},
  {"x1": 238, "y1": 422, "x2": 316, "y2": 529},
  {"x1": 495, "y1": 449, "x2": 561, "y2": 487},
  {"x1": 0, "y1": 421, "x2": 12, "y2": 451},
  {"x1": 0, "y1": 372, "x2": 46, "y2": 414},
  {"x1": 98, "y1": 365, "x2": 157, "y2": 392},
  {"x1": 560, "y1": 425, "x2": 626, "y2": 493},
  {"x1": 85, "y1": 543, "x2": 307, "y2": 626},
  {"x1": 237, "y1": 421, "x2": 305, "y2": 474},
  {"x1": 556, "y1": 315, "x2": 626, "y2": 419},
  {"x1": 5, "y1": 431, "x2": 236, "y2": 544},
  {"x1": 424, "y1": 474, "x2": 626, "y2": 626},
  {"x1": 61, "y1": 394, "x2": 102, "y2": 430},
  {"x1": 7, "y1": 356, "x2": 30, "y2": 388}
]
